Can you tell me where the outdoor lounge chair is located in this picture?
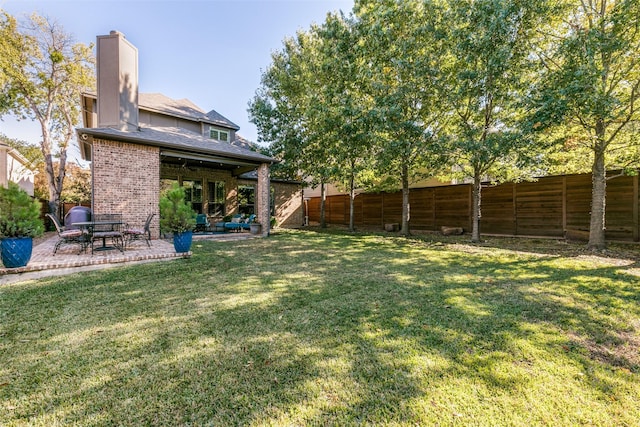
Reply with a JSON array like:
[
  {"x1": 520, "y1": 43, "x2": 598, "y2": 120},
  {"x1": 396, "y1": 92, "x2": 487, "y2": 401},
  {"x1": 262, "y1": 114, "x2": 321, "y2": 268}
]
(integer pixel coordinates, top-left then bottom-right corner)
[
  {"x1": 123, "y1": 213, "x2": 154, "y2": 249},
  {"x1": 46, "y1": 213, "x2": 88, "y2": 255},
  {"x1": 194, "y1": 213, "x2": 210, "y2": 232}
]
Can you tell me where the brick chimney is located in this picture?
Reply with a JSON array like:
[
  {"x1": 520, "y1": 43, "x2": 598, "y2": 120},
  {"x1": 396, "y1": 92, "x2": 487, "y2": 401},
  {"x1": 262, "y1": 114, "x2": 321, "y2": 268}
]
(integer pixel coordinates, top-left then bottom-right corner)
[{"x1": 96, "y1": 30, "x2": 139, "y2": 131}]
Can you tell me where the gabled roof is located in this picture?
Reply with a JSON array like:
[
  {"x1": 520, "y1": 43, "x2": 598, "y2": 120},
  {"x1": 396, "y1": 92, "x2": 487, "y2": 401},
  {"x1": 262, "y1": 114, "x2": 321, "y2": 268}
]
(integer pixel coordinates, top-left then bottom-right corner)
[
  {"x1": 82, "y1": 91, "x2": 241, "y2": 130},
  {"x1": 205, "y1": 109, "x2": 240, "y2": 130},
  {"x1": 140, "y1": 93, "x2": 240, "y2": 130},
  {"x1": 139, "y1": 93, "x2": 208, "y2": 121}
]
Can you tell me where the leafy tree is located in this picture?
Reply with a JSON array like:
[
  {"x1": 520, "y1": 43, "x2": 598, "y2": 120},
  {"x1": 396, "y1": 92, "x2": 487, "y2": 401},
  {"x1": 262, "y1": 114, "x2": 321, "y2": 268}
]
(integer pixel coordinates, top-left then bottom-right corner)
[
  {"x1": 250, "y1": 28, "x2": 339, "y2": 228},
  {"x1": 355, "y1": 0, "x2": 450, "y2": 235},
  {"x1": 444, "y1": 0, "x2": 554, "y2": 242},
  {"x1": 313, "y1": 12, "x2": 374, "y2": 231},
  {"x1": 60, "y1": 163, "x2": 91, "y2": 203},
  {"x1": 530, "y1": 0, "x2": 640, "y2": 250},
  {"x1": 0, "y1": 12, "x2": 94, "y2": 217},
  {"x1": 0, "y1": 13, "x2": 27, "y2": 115}
]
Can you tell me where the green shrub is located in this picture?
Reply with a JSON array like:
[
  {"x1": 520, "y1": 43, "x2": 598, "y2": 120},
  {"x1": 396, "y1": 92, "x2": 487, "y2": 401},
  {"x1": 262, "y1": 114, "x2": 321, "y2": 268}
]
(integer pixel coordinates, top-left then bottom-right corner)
[{"x1": 0, "y1": 182, "x2": 44, "y2": 238}]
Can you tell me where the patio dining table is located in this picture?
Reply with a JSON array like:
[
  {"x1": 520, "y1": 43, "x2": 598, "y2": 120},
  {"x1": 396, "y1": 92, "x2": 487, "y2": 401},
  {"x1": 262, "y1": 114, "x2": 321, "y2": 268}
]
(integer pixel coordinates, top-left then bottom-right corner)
[{"x1": 72, "y1": 219, "x2": 124, "y2": 252}]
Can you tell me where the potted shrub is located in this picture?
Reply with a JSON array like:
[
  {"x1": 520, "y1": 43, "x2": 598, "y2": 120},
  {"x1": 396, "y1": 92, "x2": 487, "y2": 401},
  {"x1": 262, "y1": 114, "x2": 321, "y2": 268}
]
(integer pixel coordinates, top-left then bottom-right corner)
[
  {"x1": 0, "y1": 182, "x2": 44, "y2": 268},
  {"x1": 159, "y1": 183, "x2": 196, "y2": 253}
]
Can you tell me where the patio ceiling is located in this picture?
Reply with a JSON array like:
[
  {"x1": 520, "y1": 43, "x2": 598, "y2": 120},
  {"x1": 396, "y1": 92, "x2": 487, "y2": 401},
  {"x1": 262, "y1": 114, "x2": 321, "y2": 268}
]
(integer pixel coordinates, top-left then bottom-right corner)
[{"x1": 160, "y1": 149, "x2": 259, "y2": 175}]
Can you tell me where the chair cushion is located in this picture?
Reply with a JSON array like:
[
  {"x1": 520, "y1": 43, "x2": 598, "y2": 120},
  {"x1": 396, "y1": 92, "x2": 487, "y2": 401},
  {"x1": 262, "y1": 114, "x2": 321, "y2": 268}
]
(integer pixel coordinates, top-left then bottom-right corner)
[
  {"x1": 125, "y1": 228, "x2": 144, "y2": 235},
  {"x1": 60, "y1": 229, "x2": 83, "y2": 238}
]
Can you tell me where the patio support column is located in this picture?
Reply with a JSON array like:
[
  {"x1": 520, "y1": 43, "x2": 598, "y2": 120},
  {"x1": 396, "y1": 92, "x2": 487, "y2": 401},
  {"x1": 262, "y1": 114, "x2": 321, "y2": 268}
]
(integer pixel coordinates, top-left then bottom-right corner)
[{"x1": 257, "y1": 163, "x2": 271, "y2": 236}]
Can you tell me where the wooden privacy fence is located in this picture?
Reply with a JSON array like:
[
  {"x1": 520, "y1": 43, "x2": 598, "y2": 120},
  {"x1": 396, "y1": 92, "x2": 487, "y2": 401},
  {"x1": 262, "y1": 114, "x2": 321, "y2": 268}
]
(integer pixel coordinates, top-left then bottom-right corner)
[{"x1": 308, "y1": 172, "x2": 640, "y2": 242}]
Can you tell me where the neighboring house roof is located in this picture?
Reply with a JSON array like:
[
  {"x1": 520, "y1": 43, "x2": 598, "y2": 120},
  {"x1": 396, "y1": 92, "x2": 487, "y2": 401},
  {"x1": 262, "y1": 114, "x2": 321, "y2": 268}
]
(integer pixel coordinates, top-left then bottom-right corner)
[
  {"x1": 0, "y1": 141, "x2": 32, "y2": 167},
  {"x1": 77, "y1": 126, "x2": 275, "y2": 166}
]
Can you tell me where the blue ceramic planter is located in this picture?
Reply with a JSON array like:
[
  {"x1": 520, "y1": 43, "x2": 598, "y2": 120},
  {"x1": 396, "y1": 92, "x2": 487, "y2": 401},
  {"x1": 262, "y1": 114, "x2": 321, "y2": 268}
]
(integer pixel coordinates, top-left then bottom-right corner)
[
  {"x1": 173, "y1": 231, "x2": 193, "y2": 253},
  {"x1": 1, "y1": 237, "x2": 33, "y2": 268}
]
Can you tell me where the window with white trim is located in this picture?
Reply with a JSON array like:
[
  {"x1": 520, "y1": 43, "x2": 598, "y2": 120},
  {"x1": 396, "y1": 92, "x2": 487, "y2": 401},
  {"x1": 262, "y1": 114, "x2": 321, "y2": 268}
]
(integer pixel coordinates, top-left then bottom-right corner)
[{"x1": 209, "y1": 127, "x2": 229, "y2": 142}]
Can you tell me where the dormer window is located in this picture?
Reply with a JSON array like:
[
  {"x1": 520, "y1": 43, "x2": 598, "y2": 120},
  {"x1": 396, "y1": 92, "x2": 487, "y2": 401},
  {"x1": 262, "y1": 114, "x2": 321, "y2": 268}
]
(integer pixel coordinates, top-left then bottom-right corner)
[{"x1": 209, "y1": 127, "x2": 229, "y2": 142}]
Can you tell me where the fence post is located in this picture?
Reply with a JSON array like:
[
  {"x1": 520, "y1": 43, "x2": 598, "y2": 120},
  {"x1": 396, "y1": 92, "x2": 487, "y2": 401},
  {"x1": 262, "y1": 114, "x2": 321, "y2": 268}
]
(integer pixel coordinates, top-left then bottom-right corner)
[
  {"x1": 513, "y1": 183, "x2": 517, "y2": 236},
  {"x1": 432, "y1": 190, "x2": 436, "y2": 231},
  {"x1": 634, "y1": 175, "x2": 639, "y2": 241},
  {"x1": 562, "y1": 176, "x2": 567, "y2": 235}
]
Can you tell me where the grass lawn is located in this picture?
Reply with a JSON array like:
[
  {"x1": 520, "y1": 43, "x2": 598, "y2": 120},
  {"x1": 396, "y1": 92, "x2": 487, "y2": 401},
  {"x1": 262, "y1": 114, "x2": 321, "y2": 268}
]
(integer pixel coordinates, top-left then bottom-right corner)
[{"x1": 1, "y1": 229, "x2": 639, "y2": 426}]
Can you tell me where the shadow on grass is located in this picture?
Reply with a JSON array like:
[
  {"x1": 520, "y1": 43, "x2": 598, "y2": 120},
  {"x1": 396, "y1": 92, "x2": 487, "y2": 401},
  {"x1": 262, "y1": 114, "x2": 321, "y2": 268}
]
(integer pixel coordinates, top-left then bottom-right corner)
[{"x1": 1, "y1": 229, "x2": 639, "y2": 425}]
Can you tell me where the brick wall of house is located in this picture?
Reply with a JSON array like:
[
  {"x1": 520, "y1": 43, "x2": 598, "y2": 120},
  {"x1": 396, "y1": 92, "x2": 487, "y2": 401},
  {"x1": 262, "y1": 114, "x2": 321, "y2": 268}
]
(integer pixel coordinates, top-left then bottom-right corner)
[
  {"x1": 273, "y1": 182, "x2": 303, "y2": 228},
  {"x1": 236, "y1": 178, "x2": 303, "y2": 229},
  {"x1": 92, "y1": 138, "x2": 160, "y2": 238}
]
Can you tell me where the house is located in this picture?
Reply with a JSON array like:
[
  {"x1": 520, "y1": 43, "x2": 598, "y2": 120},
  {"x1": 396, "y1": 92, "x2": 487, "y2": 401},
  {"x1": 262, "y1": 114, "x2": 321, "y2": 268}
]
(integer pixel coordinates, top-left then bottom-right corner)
[
  {"x1": 0, "y1": 141, "x2": 34, "y2": 196},
  {"x1": 76, "y1": 31, "x2": 303, "y2": 237}
]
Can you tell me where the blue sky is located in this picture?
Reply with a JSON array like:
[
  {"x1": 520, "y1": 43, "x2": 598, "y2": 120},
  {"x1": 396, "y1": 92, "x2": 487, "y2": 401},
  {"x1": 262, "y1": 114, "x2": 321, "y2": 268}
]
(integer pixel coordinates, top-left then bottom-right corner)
[{"x1": 0, "y1": 0, "x2": 353, "y2": 150}]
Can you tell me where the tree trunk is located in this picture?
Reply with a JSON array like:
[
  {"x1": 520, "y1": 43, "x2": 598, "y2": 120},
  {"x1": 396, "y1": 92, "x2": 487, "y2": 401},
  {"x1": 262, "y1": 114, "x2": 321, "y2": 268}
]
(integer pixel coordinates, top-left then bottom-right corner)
[
  {"x1": 471, "y1": 171, "x2": 482, "y2": 243},
  {"x1": 320, "y1": 181, "x2": 327, "y2": 229},
  {"x1": 401, "y1": 162, "x2": 410, "y2": 236},
  {"x1": 349, "y1": 172, "x2": 355, "y2": 232},
  {"x1": 588, "y1": 135, "x2": 607, "y2": 250}
]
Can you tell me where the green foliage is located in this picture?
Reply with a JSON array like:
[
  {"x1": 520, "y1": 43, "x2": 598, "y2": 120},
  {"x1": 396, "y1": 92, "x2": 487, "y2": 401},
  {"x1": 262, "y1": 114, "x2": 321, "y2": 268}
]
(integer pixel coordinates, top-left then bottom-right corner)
[
  {"x1": 0, "y1": 12, "x2": 29, "y2": 115},
  {"x1": 354, "y1": 0, "x2": 452, "y2": 233},
  {"x1": 0, "y1": 11, "x2": 95, "y2": 214},
  {"x1": 528, "y1": 0, "x2": 640, "y2": 248},
  {"x1": 0, "y1": 182, "x2": 44, "y2": 238},
  {"x1": 60, "y1": 163, "x2": 91, "y2": 203},
  {"x1": 249, "y1": 27, "x2": 339, "y2": 188},
  {"x1": 440, "y1": 0, "x2": 558, "y2": 241},
  {"x1": 251, "y1": 0, "x2": 638, "y2": 245},
  {"x1": 159, "y1": 183, "x2": 196, "y2": 234}
]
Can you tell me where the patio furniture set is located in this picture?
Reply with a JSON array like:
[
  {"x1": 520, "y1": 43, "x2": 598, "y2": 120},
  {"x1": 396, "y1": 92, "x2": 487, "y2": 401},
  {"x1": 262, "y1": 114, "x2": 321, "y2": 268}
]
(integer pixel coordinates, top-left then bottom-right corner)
[
  {"x1": 47, "y1": 208, "x2": 154, "y2": 255},
  {"x1": 194, "y1": 214, "x2": 257, "y2": 233}
]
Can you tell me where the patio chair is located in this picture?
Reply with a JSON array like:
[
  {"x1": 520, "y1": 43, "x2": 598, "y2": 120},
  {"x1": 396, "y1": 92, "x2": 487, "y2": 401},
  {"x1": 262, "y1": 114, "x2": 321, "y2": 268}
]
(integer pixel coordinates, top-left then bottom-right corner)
[
  {"x1": 194, "y1": 213, "x2": 210, "y2": 232},
  {"x1": 123, "y1": 213, "x2": 155, "y2": 249},
  {"x1": 91, "y1": 213, "x2": 124, "y2": 254},
  {"x1": 46, "y1": 213, "x2": 88, "y2": 255}
]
